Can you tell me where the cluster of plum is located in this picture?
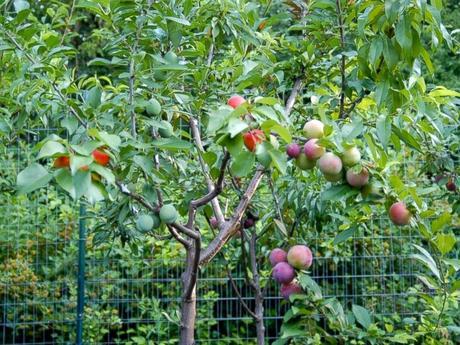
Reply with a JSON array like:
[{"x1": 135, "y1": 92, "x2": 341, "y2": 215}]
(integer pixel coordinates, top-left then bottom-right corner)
[
  {"x1": 286, "y1": 119, "x2": 369, "y2": 188},
  {"x1": 269, "y1": 245, "x2": 313, "y2": 300}
]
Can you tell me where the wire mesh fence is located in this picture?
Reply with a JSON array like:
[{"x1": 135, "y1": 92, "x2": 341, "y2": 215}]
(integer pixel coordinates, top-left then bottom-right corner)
[{"x1": 0, "y1": 132, "x2": 429, "y2": 344}]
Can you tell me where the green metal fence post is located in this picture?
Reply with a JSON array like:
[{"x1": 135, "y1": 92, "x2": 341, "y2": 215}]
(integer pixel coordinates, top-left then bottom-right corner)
[{"x1": 76, "y1": 203, "x2": 86, "y2": 345}]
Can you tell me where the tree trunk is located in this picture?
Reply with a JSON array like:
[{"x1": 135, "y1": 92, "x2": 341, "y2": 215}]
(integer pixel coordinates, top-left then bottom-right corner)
[
  {"x1": 180, "y1": 247, "x2": 198, "y2": 345},
  {"x1": 180, "y1": 285, "x2": 196, "y2": 345}
]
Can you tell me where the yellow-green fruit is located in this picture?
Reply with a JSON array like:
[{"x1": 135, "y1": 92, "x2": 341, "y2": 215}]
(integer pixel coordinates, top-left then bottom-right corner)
[
  {"x1": 159, "y1": 204, "x2": 178, "y2": 224},
  {"x1": 295, "y1": 153, "x2": 315, "y2": 170},
  {"x1": 136, "y1": 214, "x2": 154, "y2": 232},
  {"x1": 158, "y1": 120, "x2": 174, "y2": 138},
  {"x1": 146, "y1": 99, "x2": 162, "y2": 116}
]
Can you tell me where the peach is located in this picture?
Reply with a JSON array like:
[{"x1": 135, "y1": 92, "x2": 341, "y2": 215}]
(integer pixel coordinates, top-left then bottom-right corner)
[
  {"x1": 227, "y1": 95, "x2": 246, "y2": 109},
  {"x1": 287, "y1": 245, "x2": 313, "y2": 270},
  {"x1": 272, "y1": 262, "x2": 295, "y2": 284},
  {"x1": 389, "y1": 201, "x2": 411, "y2": 226}
]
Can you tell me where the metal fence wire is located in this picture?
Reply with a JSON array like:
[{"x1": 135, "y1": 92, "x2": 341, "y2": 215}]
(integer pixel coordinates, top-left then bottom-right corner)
[{"x1": 0, "y1": 131, "x2": 428, "y2": 345}]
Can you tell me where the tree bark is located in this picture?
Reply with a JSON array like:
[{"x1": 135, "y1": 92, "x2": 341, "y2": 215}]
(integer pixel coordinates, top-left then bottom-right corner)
[{"x1": 180, "y1": 248, "x2": 198, "y2": 345}]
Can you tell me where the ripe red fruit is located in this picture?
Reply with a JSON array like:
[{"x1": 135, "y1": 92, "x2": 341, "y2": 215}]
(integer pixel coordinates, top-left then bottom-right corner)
[
  {"x1": 287, "y1": 245, "x2": 313, "y2": 270},
  {"x1": 227, "y1": 95, "x2": 246, "y2": 109},
  {"x1": 389, "y1": 201, "x2": 411, "y2": 226},
  {"x1": 92, "y1": 149, "x2": 110, "y2": 166},
  {"x1": 269, "y1": 248, "x2": 287, "y2": 267},
  {"x1": 243, "y1": 218, "x2": 255, "y2": 228},
  {"x1": 280, "y1": 281, "x2": 302, "y2": 300},
  {"x1": 243, "y1": 129, "x2": 265, "y2": 152},
  {"x1": 286, "y1": 143, "x2": 301, "y2": 158},
  {"x1": 272, "y1": 262, "x2": 296, "y2": 284},
  {"x1": 446, "y1": 179, "x2": 456, "y2": 192},
  {"x1": 53, "y1": 156, "x2": 70, "y2": 168}
]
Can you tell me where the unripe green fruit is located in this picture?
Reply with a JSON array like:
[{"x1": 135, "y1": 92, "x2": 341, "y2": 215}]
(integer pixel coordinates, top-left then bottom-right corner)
[
  {"x1": 324, "y1": 173, "x2": 342, "y2": 182},
  {"x1": 295, "y1": 153, "x2": 315, "y2": 170},
  {"x1": 158, "y1": 120, "x2": 174, "y2": 138},
  {"x1": 146, "y1": 99, "x2": 162, "y2": 116},
  {"x1": 159, "y1": 204, "x2": 178, "y2": 224},
  {"x1": 342, "y1": 147, "x2": 361, "y2": 167},
  {"x1": 136, "y1": 214, "x2": 154, "y2": 232}
]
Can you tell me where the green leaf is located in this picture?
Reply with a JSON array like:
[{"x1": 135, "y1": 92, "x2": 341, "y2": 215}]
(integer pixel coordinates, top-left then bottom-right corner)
[
  {"x1": 86, "y1": 87, "x2": 102, "y2": 108},
  {"x1": 298, "y1": 274, "x2": 322, "y2": 300},
  {"x1": 90, "y1": 164, "x2": 115, "y2": 185},
  {"x1": 352, "y1": 305, "x2": 372, "y2": 329},
  {"x1": 273, "y1": 219, "x2": 288, "y2": 237},
  {"x1": 227, "y1": 118, "x2": 248, "y2": 138},
  {"x1": 165, "y1": 16, "x2": 191, "y2": 26},
  {"x1": 395, "y1": 16, "x2": 413, "y2": 50},
  {"x1": 37, "y1": 141, "x2": 66, "y2": 159},
  {"x1": 333, "y1": 227, "x2": 356, "y2": 245},
  {"x1": 207, "y1": 107, "x2": 231, "y2": 135},
  {"x1": 434, "y1": 233, "x2": 456, "y2": 256},
  {"x1": 254, "y1": 97, "x2": 279, "y2": 105},
  {"x1": 431, "y1": 212, "x2": 451, "y2": 232},
  {"x1": 231, "y1": 151, "x2": 255, "y2": 177},
  {"x1": 322, "y1": 184, "x2": 358, "y2": 201},
  {"x1": 411, "y1": 244, "x2": 441, "y2": 281},
  {"x1": 376, "y1": 115, "x2": 391, "y2": 149},
  {"x1": 392, "y1": 127, "x2": 422, "y2": 152},
  {"x1": 429, "y1": 87, "x2": 460, "y2": 98},
  {"x1": 54, "y1": 168, "x2": 75, "y2": 198},
  {"x1": 73, "y1": 170, "x2": 91, "y2": 199},
  {"x1": 151, "y1": 138, "x2": 192, "y2": 151},
  {"x1": 133, "y1": 155, "x2": 155, "y2": 176},
  {"x1": 17, "y1": 163, "x2": 52, "y2": 194},
  {"x1": 268, "y1": 147, "x2": 287, "y2": 174},
  {"x1": 84, "y1": 182, "x2": 106, "y2": 203},
  {"x1": 70, "y1": 156, "x2": 93, "y2": 175},
  {"x1": 99, "y1": 131, "x2": 121, "y2": 150},
  {"x1": 342, "y1": 118, "x2": 363, "y2": 140}
]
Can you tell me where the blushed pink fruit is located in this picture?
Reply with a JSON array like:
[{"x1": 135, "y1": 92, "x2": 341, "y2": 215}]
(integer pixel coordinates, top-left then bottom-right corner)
[
  {"x1": 272, "y1": 262, "x2": 296, "y2": 284},
  {"x1": 304, "y1": 139, "x2": 325, "y2": 160},
  {"x1": 342, "y1": 147, "x2": 361, "y2": 166},
  {"x1": 210, "y1": 216, "x2": 218, "y2": 229},
  {"x1": 295, "y1": 153, "x2": 316, "y2": 170},
  {"x1": 303, "y1": 120, "x2": 324, "y2": 139},
  {"x1": 346, "y1": 167, "x2": 369, "y2": 188},
  {"x1": 280, "y1": 281, "x2": 303, "y2": 300},
  {"x1": 269, "y1": 248, "x2": 287, "y2": 267},
  {"x1": 287, "y1": 245, "x2": 313, "y2": 270},
  {"x1": 389, "y1": 201, "x2": 411, "y2": 226},
  {"x1": 318, "y1": 152, "x2": 343, "y2": 175},
  {"x1": 286, "y1": 143, "x2": 301, "y2": 158},
  {"x1": 227, "y1": 95, "x2": 246, "y2": 109}
]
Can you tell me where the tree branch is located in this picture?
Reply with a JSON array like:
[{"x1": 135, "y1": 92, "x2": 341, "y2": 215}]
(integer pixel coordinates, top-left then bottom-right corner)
[
  {"x1": 285, "y1": 77, "x2": 304, "y2": 117},
  {"x1": 190, "y1": 117, "x2": 225, "y2": 224},
  {"x1": 183, "y1": 236, "x2": 201, "y2": 300},
  {"x1": 129, "y1": 58, "x2": 136, "y2": 137},
  {"x1": 167, "y1": 225, "x2": 190, "y2": 247},
  {"x1": 199, "y1": 169, "x2": 264, "y2": 265},
  {"x1": 226, "y1": 265, "x2": 258, "y2": 319}
]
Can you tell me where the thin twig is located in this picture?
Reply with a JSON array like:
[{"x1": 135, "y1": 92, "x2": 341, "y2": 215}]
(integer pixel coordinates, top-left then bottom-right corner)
[{"x1": 60, "y1": 0, "x2": 76, "y2": 46}]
